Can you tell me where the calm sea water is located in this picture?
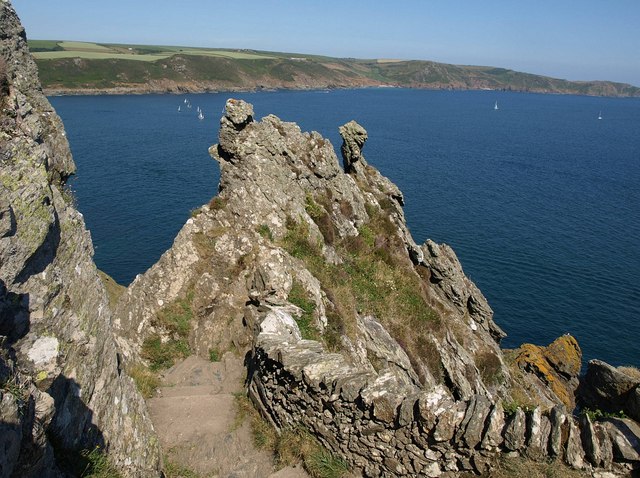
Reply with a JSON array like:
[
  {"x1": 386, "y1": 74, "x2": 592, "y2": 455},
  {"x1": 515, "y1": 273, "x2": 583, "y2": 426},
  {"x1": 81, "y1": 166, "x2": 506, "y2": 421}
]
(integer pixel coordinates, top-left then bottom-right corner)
[{"x1": 49, "y1": 89, "x2": 640, "y2": 367}]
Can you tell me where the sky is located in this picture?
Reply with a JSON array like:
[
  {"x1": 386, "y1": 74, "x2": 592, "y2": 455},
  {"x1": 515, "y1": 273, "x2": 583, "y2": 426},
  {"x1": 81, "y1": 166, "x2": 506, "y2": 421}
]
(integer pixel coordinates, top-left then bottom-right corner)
[{"x1": 11, "y1": 0, "x2": 640, "y2": 86}]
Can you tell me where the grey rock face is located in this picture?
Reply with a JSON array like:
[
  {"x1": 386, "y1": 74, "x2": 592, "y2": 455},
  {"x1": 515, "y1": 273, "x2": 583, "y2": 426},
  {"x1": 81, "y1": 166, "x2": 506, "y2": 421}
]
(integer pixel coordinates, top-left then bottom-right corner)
[
  {"x1": 0, "y1": 2, "x2": 160, "y2": 476},
  {"x1": 579, "y1": 359, "x2": 640, "y2": 422}
]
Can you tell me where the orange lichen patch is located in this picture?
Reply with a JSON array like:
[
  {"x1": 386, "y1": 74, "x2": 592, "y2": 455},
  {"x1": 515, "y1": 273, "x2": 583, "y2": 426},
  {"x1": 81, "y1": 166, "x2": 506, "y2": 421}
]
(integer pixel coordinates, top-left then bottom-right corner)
[
  {"x1": 544, "y1": 335, "x2": 582, "y2": 378},
  {"x1": 513, "y1": 335, "x2": 582, "y2": 409}
]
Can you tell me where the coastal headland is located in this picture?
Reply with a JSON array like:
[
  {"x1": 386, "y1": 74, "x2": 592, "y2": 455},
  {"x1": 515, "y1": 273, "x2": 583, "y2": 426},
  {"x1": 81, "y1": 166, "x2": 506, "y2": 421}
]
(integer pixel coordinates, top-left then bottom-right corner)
[{"x1": 29, "y1": 40, "x2": 640, "y2": 97}]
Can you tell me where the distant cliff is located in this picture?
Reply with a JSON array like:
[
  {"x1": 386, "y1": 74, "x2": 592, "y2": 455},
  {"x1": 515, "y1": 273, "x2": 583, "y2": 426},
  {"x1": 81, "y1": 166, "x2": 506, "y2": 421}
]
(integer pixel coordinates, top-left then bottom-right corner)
[{"x1": 27, "y1": 41, "x2": 640, "y2": 97}]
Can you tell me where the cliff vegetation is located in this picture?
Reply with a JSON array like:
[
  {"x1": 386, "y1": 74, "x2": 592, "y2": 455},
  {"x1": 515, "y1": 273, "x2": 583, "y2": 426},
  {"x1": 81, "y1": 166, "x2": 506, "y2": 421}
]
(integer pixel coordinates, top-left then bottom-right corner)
[{"x1": 28, "y1": 40, "x2": 640, "y2": 97}]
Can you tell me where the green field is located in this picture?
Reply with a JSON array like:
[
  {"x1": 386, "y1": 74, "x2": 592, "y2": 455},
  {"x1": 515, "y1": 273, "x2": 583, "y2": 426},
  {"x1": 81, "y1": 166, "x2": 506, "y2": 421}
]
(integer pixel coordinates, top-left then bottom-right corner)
[
  {"x1": 27, "y1": 40, "x2": 640, "y2": 97},
  {"x1": 29, "y1": 40, "x2": 280, "y2": 62}
]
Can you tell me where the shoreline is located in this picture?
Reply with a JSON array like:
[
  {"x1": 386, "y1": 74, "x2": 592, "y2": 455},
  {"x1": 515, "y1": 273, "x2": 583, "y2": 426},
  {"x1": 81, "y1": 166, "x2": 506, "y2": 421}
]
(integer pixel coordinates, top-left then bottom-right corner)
[{"x1": 43, "y1": 82, "x2": 640, "y2": 98}]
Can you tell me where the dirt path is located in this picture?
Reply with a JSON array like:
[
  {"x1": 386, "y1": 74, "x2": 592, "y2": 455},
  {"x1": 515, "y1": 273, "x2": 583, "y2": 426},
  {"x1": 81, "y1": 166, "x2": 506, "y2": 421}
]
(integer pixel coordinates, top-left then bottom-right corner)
[{"x1": 147, "y1": 354, "x2": 309, "y2": 478}]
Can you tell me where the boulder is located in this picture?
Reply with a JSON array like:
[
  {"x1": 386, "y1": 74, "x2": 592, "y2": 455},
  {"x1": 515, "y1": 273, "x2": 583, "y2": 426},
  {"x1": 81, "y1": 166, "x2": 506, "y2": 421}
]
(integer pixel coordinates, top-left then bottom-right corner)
[
  {"x1": 579, "y1": 360, "x2": 640, "y2": 420},
  {"x1": 603, "y1": 417, "x2": 640, "y2": 462}
]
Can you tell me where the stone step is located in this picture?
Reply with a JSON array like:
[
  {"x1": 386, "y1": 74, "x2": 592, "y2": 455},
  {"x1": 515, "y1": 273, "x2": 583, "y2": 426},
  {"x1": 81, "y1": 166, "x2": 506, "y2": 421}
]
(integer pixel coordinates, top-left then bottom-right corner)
[
  {"x1": 155, "y1": 385, "x2": 224, "y2": 398},
  {"x1": 147, "y1": 393, "x2": 235, "y2": 449}
]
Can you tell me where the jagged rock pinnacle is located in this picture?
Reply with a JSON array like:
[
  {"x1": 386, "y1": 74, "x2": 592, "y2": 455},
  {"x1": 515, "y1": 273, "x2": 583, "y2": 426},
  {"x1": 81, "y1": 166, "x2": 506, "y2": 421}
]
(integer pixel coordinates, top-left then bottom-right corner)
[
  {"x1": 339, "y1": 119, "x2": 368, "y2": 173},
  {"x1": 224, "y1": 98, "x2": 254, "y2": 127}
]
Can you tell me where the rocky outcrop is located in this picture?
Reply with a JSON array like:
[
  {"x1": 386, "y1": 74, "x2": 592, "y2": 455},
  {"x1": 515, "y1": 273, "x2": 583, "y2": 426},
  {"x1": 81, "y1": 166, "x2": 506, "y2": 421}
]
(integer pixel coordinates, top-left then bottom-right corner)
[
  {"x1": 115, "y1": 97, "x2": 512, "y2": 400},
  {"x1": 579, "y1": 360, "x2": 640, "y2": 422},
  {"x1": 510, "y1": 335, "x2": 583, "y2": 410},
  {"x1": 0, "y1": 2, "x2": 161, "y2": 476},
  {"x1": 112, "y1": 97, "x2": 639, "y2": 476}
]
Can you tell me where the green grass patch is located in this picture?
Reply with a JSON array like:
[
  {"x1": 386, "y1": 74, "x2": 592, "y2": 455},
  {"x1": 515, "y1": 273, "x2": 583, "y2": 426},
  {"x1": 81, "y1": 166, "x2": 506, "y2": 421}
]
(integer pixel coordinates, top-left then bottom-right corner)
[
  {"x1": 27, "y1": 39, "x2": 63, "y2": 52},
  {"x1": 208, "y1": 348, "x2": 220, "y2": 362},
  {"x1": 275, "y1": 428, "x2": 348, "y2": 478},
  {"x1": 256, "y1": 224, "x2": 273, "y2": 241},
  {"x1": 97, "y1": 269, "x2": 125, "y2": 308},
  {"x1": 163, "y1": 460, "x2": 201, "y2": 478},
  {"x1": 581, "y1": 407, "x2": 627, "y2": 421},
  {"x1": 79, "y1": 446, "x2": 122, "y2": 478},
  {"x1": 143, "y1": 290, "x2": 195, "y2": 371},
  {"x1": 156, "y1": 291, "x2": 195, "y2": 337},
  {"x1": 288, "y1": 280, "x2": 318, "y2": 340},
  {"x1": 32, "y1": 51, "x2": 171, "y2": 61},
  {"x1": 234, "y1": 393, "x2": 348, "y2": 478},
  {"x1": 142, "y1": 335, "x2": 190, "y2": 371},
  {"x1": 280, "y1": 206, "x2": 440, "y2": 377},
  {"x1": 127, "y1": 364, "x2": 160, "y2": 399},
  {"x1": 208, "y1": 196, "x2": 226, "y2": 210}
]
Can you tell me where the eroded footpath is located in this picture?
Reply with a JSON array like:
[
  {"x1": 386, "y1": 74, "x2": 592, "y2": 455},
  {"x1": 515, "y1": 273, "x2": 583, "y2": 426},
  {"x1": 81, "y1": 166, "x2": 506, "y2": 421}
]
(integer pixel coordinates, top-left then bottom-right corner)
[{"x1": 148, "y1": 354, "x2": 309, "y2": 477}]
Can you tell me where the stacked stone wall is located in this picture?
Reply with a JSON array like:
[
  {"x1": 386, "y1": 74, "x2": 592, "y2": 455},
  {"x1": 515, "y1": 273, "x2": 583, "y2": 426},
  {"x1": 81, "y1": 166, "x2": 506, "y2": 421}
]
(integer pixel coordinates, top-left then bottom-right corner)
[{"x1": 250, "y1": 333, "x2": 639, "y2": 477}]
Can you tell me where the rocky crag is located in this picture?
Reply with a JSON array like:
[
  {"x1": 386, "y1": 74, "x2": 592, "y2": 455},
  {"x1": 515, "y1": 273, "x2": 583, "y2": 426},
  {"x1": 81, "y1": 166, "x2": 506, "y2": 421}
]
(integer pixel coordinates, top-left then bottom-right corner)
[
  {"x1": 0, "y1": 2, "x2": 160, "y2": 476},
  {"x1": 113, "y1": 96, "x2": 639, "y2": 477}
]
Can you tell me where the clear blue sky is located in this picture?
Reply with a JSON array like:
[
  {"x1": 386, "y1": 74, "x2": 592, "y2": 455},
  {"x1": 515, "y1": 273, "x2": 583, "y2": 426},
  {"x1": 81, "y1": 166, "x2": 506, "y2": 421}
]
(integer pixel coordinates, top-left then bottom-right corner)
[{"x1": 11, "y1": 0, "x2": 640, "y2": 86}]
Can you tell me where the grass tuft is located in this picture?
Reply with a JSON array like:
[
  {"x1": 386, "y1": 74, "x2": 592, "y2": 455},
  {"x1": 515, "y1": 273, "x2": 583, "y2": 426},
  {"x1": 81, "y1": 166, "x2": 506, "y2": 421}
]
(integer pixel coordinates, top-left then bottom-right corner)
[
  {"x1": 288, "y1": 280, "x2": 318, "y2": 340},
  {"x1": 128, "y1": 363, "x2": 160, "y2": 398},
  {"x1": 208, "y1": 348, "x2": 220, "y2": 362},
  {"x1": 256, "y1": 224, "x2": 274, "y2": 241},
  {"x1": 79, "y1": 446, "x2": 122, "y2": 478},
  {"x1": 142, "y1": 335, "x2": 190, "y2": 371}
]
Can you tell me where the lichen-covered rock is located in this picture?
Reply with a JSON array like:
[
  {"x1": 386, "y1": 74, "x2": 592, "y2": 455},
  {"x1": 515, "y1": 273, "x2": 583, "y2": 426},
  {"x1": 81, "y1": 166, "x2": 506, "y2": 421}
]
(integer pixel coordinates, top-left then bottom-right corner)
[
  {"x1": 0, "y1": 3, "x2": 161, "y2": 475},
  {"x1": 548, "y1": 404, "x2": 567, "y2": 457},
  {"x1": 566, "y1": 418, "x2": 587, "y2": 469},
  {"x1": 512, "y1": 334, "x2": 582, "y2": 409}
]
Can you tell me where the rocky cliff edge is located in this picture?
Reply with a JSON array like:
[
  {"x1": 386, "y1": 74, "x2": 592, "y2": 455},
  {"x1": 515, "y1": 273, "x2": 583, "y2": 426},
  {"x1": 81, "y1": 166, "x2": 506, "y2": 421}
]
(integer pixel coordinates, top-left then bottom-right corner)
[
  {"x1": 109, "y1": 97, "x2": 637, "y2": 476},
  {"x1": 0, "y1": 2, "x2": 161, "y2": 476}
]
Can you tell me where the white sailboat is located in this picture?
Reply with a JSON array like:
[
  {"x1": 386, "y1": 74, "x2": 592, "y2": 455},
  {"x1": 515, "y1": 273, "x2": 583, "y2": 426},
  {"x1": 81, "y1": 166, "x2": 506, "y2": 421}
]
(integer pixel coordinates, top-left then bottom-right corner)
[
  {"x1": 494, "y1": 101, "x2": 499, "y2": 110},
  {"x1": 178, "y1": 105, "x2": 181, "y2": 112},
  {"x1": 598, "y1": 111, "x2": 602, "y2": 120},
  {"x1": 198, "y1": 110, "x2": 204, "y2": 120}
]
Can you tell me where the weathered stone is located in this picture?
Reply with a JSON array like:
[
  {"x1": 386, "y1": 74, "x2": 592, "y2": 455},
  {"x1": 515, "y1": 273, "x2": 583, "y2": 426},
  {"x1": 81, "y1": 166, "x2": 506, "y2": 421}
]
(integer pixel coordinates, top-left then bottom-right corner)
[
  {"x1": 581, "y1": 414, "x2": 602, "y2": 467},
  {"x1": 397, "y1": 395, "x2": 418, "y2": 428},
  {"x1": 460, "y1": 395, "x2": 492, "y2": 449},
  {"x1": 579, "y1": 360, "x2": 640, "y2": 420},
  {"x1": 338, "y1": 120, "x2": 368, "y2": 174},
  {"x1": 0, "y1": 3, "x2": 161, "y2": 475},
  {"x1": 480, "y1": 402, "x2": 505, "y2": 450},
  {"x1": 433, "y1": 401, "x2": 467, "y2": 442},
  {"x1": 525, "y1": 407, "x2": 551, "y2": 460},
  {"x1": 357, "y1": 315, "x2": 420, "y2": 387},
  {"x1": 565, "y1": 418, "x2": 586, "y2": 469},
  {"x1": 417, "y1": 386, "x2": 454, "y2": 431},
  {"x1": 594, "y1": 421, "x2": 614, "y2": 469},
  {"x1": 512, "y1": 335, "x2": 582, "y2": 409},
  {"x1": 503, "y1": 408, "x2": 527, "y2": 451},
  {"x1": 259, "y1": 307, "x2": 302, "y2": 341},
  {"x1": 603, "y1": 417, "x2": 640, "y2": 462},
  {"x1": 548, "y1": 405, "x2": 567, "y2": 457},
  {"x1": 421, "y1": 240, "x2": 505, "y2": 343},
  {"x1": 627, "y1": 386, "x2": 640, "y2": 423}
]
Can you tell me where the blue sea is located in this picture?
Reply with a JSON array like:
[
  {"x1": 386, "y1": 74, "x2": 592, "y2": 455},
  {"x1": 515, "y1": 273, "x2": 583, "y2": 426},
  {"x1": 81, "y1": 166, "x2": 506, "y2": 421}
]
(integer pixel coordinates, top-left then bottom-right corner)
[{"x1": 49, "y1": 89, "x2": 640, "y2": 367}]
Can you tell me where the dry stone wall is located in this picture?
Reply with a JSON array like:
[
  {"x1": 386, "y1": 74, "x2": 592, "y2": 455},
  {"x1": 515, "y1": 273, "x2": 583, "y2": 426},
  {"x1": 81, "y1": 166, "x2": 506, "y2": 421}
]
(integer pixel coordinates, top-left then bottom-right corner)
[{"x1": 250, "y1": 322, "x2": 639, "y2": 477}]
